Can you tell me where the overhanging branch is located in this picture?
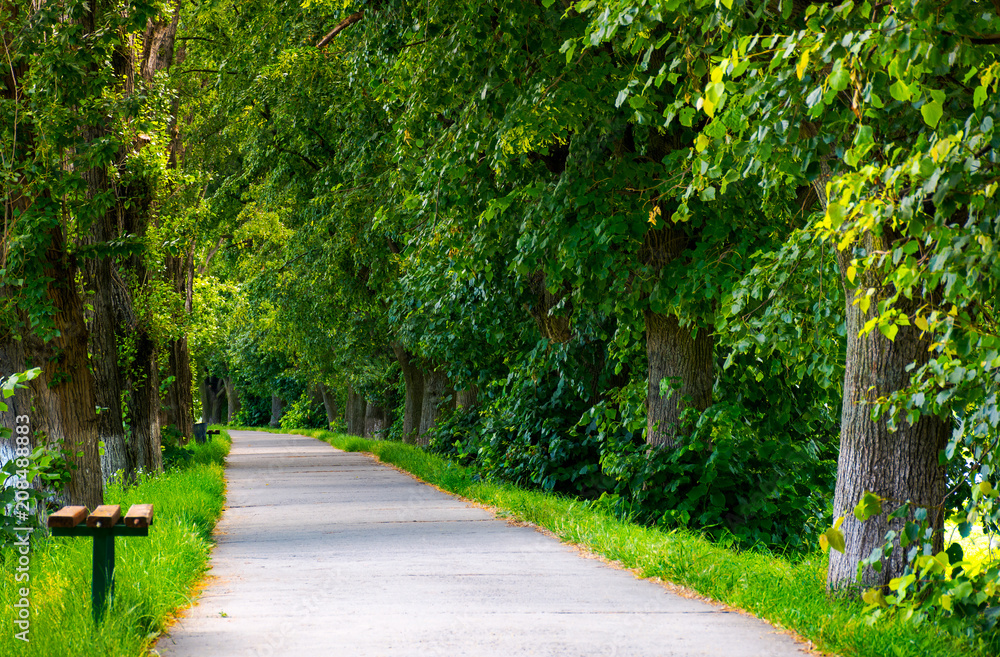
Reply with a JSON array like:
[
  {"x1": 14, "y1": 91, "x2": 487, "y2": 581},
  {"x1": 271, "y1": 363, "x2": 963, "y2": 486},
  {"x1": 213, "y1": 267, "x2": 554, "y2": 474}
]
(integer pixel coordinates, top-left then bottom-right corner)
[{"x1": 316, "y1": 11, "x2": 364, "y2": 49}]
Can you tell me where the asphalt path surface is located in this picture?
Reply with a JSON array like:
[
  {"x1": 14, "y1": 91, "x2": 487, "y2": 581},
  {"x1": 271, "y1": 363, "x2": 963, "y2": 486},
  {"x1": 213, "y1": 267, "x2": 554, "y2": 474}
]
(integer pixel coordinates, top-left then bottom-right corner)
[{"x1": 154, "y1": 430, "x2": 815, "y2": 657}]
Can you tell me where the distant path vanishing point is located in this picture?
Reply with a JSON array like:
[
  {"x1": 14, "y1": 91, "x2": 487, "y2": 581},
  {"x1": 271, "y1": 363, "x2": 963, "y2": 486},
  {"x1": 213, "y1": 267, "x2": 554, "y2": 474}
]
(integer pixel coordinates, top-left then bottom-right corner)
[{"x1": 154, "y1": 430, "x2": 816, "y2": 657}]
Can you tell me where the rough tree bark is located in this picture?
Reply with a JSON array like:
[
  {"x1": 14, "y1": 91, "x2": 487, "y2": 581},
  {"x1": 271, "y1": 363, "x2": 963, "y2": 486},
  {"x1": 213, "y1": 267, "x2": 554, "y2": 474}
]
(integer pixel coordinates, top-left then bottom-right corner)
[
  {"x1": 110, "y1": 0, "x2": 183, "y2": 474},
  {"x1": 1, "y1": 15, "x2": 102, "y2": 507},
  {"x1": 802, "y1": 158, "x2": 950, "y2": 591},
  {"x1": 127, "y1": 329, "x2": 162, "y2": 473},
  {"x1": 826, "y1": 235, "x2": 949, "y2": 591},
  {"x1": 525, "y1": 272, "x2": 572, "y2": 342},
  {"x1": 641, "y1": 225, "x2": 714, "y2": 447},
  {"x1": 161, "y1": 245, "x2": 195, "y2": 441},
  {"x1": 391, "y1": 343, "x2": 424, "y2": 443},
  {"x1": 268, "y1": 394, "x2": 284, "y2": 428},
  {"x1": 224, "y1": 377, "x2": 241, "y2": 424},
  {"x1": 319, "y1": 384, "x2": 337, "y2": 429},
  {"x1": 141, "y1": 0, "x2": 181, "y2": 79},
  {"x1": 22, "y1": 228, "x2": 104, "y2": 509},
  {"x1": 80, "y1": 0, "x2": 137, "y2": 481},
  {"x1": 147, "y1": 0, "x2": 194, "y2": 444},
  {"x1": 456, "y1": 385, "x2": 479, "y2": 410},
  {"x1": 142, "y1": 0, "x2": 183, "y2": 166},
  {"x1": 644, "y1": 311, "x2": 714, "y2": 448},
  {"x1": 346, "y1": 385, "x2": 367, "y2": 437},
  {"x1": 365, "y1": 403, "x2": 387, "y2": 439},
  {"x1": 417, "y1": 365, "x2": 451, "y2": 446},
  {"x1": 200, "y1": 375, "x2": 225, "y2": 425}
]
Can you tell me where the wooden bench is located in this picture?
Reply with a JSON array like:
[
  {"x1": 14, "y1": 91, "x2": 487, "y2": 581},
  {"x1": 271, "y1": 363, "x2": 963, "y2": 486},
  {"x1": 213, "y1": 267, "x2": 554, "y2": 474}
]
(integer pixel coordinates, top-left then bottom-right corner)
[{"x1": 48, "y1": 503, "x2": 154, "y2": 622}]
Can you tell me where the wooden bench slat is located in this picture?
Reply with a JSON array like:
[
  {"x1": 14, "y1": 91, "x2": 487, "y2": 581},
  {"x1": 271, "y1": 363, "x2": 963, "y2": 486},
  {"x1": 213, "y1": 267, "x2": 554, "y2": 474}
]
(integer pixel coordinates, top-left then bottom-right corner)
[
  {"x1": 124, "y1": 504, "x2": 154, "y2": 528},
  {"x1": 86, "y1": 505, "x2": 122, "y2": 528},
  {"x1": 48, "y1": 506, "x2": 88, "y2": 528}
]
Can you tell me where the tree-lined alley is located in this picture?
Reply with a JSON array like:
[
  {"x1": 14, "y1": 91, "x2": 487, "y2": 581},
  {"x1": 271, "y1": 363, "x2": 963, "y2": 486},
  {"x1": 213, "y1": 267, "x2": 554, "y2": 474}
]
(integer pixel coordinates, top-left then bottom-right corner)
[{"x1": 2, "y1": 0, "x2": 999, "y2": 634}]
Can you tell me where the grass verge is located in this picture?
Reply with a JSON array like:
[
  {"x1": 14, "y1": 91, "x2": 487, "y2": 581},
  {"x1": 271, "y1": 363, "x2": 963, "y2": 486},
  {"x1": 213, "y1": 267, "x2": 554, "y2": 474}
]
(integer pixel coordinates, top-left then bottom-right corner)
[
  {"x1": 0, "y1": 430, "x2": 230, "y2": 657},
  {"x1": 261, "y1": 426, "x2": 991, "y2": 657}
]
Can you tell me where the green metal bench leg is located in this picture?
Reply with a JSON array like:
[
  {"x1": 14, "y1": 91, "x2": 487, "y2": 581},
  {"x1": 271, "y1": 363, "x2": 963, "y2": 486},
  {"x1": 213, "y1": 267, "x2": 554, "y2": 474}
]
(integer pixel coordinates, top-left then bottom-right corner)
[{"x1": 92, "y1": 534, "x2": 115, "y2": 623}]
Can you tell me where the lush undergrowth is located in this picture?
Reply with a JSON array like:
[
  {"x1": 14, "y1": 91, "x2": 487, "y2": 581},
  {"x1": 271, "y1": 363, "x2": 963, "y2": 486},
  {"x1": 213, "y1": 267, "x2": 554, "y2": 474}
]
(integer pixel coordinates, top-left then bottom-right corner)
[
  {"x1": 261, "y1": 427, "x2": 994, "y2": 657},
  {"x1": 0, "y1": 431, "x2": 230, "y2": 657}
]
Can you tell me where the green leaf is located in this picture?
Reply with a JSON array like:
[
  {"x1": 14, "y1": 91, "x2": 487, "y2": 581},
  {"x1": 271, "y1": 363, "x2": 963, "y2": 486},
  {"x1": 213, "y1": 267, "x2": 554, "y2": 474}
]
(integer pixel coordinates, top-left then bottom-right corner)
[
  {"x1": 879, "y1": 322, "x2": 899, "y2": 341},
  {"x1": 863, "y1": 588, "x2": 888, "y2": 607},
  {"x1": 890, "y1": 79, "x2": 911, "y2": 102},
  {"x1": 825, "y1": 202, "x2": 845, "y2": 227},
  {"x1": 920, "y1": 99, "x2": 943, "y2": 128},
  {"x1": 828, "y1": 62, "x2": 850, "y2": 92},
  {"x1": 854, "y1": 491, "x2": 882, "y2": 521},
  {"x1": 974, "y1": 85, "x2": 987, "y2": 109},
  {"x1": 822, "y1": 527, "x2": 846, "y2": 553},
  {"x1": 854, "y1": 125, "x2": 874, "y2": 147}
]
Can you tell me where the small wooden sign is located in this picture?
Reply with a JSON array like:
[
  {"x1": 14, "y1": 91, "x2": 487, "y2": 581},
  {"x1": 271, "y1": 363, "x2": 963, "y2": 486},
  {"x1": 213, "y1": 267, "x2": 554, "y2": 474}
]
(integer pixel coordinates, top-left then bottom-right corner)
[
  {"x1": 86, "y1": 505, "x2": 122, "y2": 528},
  {"x1": 48, "y1": 506, "x2": 88, "y2": 528}
]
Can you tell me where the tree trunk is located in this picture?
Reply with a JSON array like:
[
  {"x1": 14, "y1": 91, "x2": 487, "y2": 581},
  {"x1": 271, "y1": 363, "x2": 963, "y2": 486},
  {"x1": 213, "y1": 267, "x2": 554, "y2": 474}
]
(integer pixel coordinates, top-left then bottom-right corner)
[
  {"x1": 141, "y1": 0, "x2": 181, "y2": 82},
  {"x1": 826, "y1": 241, "x2": 949, "y2": 592},
  {"x1": 200, "y1": 375, "x2": 224, "y2": 425},
  {"x1": 418, "y1": 366, "x2": 449, "y2": 446},
  {"x1": 110, "y1": 0, "x2": 182, "y2": 476},
  {"x1": 346, "y1": 385, "x2": 366, "y2": 437},
  {"x1": 644, "y1": 311, "x2": 714, "y2": 448},
  {"x1": 127, "y1": 329, "x2": 162, "y2": 473},
  {"x1": 198, "y1": 377, "x2": 209, "y2": 423},
  {"x1": 525, "y1": 272, "x2": 572, "y2": 342},
  {"x1": 269, "y1": 394, "x2": 284, "y2": 428},
  {"x1": 142, "y1": 1, "x2": 184, "y2": 168},
  {"x1": 81, "y1": 0, "x2": 137, "y2": 482},
  {"x1": 309, "y1": 384, "x2": 325, "y2": 424},
  {"x1": 799, "y1": 159, "x2": 951, "y2": 592},
  {"x1": 456, "y1": 385, "x2": 479, "y2": 410},
  {"x1": 319, "y1": 384, "x2": 337, "y2": 429},
  {"x1": 154, "y1": 8, "x2": 194, "y2": 442},
  {"x1": 346, "y1": 385, "x2": 356, "y2": 434},
  {"x1": 0, "y1": 13, "x2": 103, "y2": 507},
  {"x1": 212, "y1": 387, "x2": 225, "y2": 425},
  {"x1": 224, "y1": 377, "x2": 241, "y2": 424},
  {"x1": 391, "y1": 343, "x2": 424, "y2": 443},
  {"x1": 365, "y1": 403, "x2": 387, "y2": 439},
  {"x1": 381, "y1": 388, "x2": 398, "y2": 435},
  {"x1": 22, "y1": 227, "x2": 104, "y2": 510},
  {"x1": 87, "y1": 257, "x2": 131, "y2": 480},
  {"x1": 161, "y1": 240, "x2": 195, "y2": 442}
]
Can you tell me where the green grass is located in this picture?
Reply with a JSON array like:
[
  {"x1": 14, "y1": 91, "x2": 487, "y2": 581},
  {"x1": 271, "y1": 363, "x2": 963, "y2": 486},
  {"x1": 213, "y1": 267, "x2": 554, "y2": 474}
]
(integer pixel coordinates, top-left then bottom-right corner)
[
  {"x1": 0, "y1": 431, "x2": 230, "y2": 657},
  {"x1": 261, "y1": 427, "x2": 993, "y2": 657}
]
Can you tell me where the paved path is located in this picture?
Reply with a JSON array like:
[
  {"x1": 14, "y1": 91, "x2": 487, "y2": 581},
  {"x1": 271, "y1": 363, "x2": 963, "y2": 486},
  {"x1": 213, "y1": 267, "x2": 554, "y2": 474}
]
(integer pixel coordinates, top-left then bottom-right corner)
[{"x1": 154, "y1": 430, "x2": 814, "y2": 657}]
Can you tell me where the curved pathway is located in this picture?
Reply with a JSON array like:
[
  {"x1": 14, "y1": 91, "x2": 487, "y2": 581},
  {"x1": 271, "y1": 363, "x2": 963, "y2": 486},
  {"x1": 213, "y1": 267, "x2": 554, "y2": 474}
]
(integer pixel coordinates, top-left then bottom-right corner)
[{"x1": 154, "y1": 430, "x2": 816, "y2": 657}]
